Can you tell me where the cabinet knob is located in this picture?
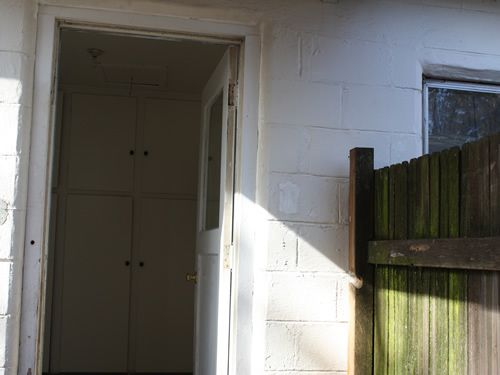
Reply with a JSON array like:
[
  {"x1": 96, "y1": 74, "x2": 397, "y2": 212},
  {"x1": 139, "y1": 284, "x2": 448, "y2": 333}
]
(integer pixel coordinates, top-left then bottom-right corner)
[
  {"x1": 186, "y1": 272, "x2": 197, "y2": 283},
  {"x1": 129, "y1": 150, "x2": 135, "y2": 155},
  {"x1": 139, "y1": 262, "x2": 144, "y2": 267},
  {"x1": 125, "y1": 261, "x2": 130, "y2": 266},
  {"x1": 144, "y1": 151, "x2": 149, "y2": 156}
]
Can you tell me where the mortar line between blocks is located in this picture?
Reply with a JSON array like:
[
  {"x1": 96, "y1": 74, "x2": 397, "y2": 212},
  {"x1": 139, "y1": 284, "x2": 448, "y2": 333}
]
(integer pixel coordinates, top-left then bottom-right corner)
[
  {"x1": 266, "y1": 272, "x2": 350, "y2": 277},
  {"x1": 267, "y1": 218, "x2": 348, "y2": 226},
  {"x1": 264, "y1": 371, "x2": 347, "y2": 374},
  {"x1": 266, "y1": 319, "x2": 348, "y2": 324}
]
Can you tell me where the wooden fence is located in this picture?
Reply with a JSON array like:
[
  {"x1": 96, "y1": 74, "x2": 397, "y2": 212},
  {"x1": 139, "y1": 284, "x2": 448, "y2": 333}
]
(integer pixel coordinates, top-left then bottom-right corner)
[{"x1": 348, "y1": 134, "x2": 500, "y2": 374}]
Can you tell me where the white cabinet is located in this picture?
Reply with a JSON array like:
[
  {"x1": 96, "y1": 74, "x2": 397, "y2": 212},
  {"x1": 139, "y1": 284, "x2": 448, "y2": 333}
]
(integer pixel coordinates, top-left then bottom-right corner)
[
  {"x1": 68, "y1": 94, "x2": 137, "y2": 192},
  {"x1": 142, "y1": 99, "x2": 201, "y2": 195},
  {"x1": 135, "y1": 198, "x2": 196, "y2": 372},
  {"x1": 50, "y1": 92, "x2": 200, "y2": 373},
  {"x1": 60, "y1": 195, "x2": 133, "y2": 372}
]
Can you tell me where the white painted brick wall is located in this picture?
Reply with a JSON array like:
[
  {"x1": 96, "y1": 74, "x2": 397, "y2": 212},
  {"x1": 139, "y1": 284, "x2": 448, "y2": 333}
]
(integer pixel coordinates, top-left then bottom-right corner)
[
  {"x1": 0, "y1": 52, "x2": 34, "y2": 106},
  {"x1": 0, "y1": 105, "x2": 29, "y2": 157},
  {"x1": 338, "y1": 181, "x2": 349, "y2": 225},
  {"x1": 266, "y1": 27, "x2": 302, "y2": 80},
  {"x1": 308, "y1": 128, "x2": 391, "y2": 176},
  {"x1": 0, "y1": 209, "x2": 25, "y2": 261},
  {"x1": 268, "y1": 79, "x2": 342, "y2": 128},
  {"x1": 0, "y1": 158, "x2": 20, "y2": 208},
  {"x1": 312, "y1": 37, "x2": 393, "y2": 86},
  {"x1": 266, "y1": 221, "x2": 300, "y2": 272},
  {"x1": 295, "y1": 323, "x2": 348, "y2": 370},
  {"x1": 2, "y1": 0, "x2": 500, "y2": 373},
  {"x1": 265, "y1": 222, "x2": 348, "y2": 273},
  {"x1": 266, "y1": 272, "x2": 339, "y2": 321},
  {"x1": 0, "y1": 0, "x2": 37, "y2": 374},
  {"x1": 264, "y1": 322, "x2": 348, "y2": 371},
  {"x1": 342, "y1": 85, "x2": 420, "y2": 133},
  {"x1": 268, "y1": 174, "x2": 339, "y2": 223},
  {"x1": 268, "y1": 124, "x2": 310, "y2": 174},
  {"x1": 390, "y1": 133, "x2": 423, "y2": 165},
  {"x1": 297, "y1": 224, "x2": 348, "y2": 273}
]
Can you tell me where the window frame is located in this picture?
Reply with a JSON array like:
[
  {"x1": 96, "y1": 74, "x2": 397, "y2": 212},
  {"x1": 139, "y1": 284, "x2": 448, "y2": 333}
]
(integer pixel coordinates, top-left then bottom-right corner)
[{"x1": 423, "y1": 79, "x2": 500, "y2": 154}]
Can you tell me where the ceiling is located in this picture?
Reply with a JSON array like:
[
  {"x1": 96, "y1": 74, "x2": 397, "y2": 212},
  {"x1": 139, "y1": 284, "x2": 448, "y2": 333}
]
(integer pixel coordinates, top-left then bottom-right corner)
[{"x1": 58, "y1": 29, "x2": 229, "y2": 95}]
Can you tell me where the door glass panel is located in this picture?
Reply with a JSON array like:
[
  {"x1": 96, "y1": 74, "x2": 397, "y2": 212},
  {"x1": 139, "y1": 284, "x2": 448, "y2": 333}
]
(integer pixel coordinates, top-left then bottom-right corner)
[{"x1": 204, "y1": 91, "x2": 223, "y2": 230}]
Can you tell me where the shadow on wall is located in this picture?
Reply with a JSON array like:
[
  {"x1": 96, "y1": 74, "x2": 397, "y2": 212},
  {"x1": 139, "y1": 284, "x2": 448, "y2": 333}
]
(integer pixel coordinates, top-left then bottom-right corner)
[
  {"x1": 266, "y1": 177, "x2": 350, "y2": 274},
  {"x1": 251, "y1": 173, "x2": 351, "y2": 371}
]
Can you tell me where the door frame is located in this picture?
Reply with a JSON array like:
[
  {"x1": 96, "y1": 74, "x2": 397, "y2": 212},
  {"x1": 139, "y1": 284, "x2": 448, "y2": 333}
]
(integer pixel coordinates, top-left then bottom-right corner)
[{"x1": 20, "y1": 5, "x2": 260, "y2": 375}]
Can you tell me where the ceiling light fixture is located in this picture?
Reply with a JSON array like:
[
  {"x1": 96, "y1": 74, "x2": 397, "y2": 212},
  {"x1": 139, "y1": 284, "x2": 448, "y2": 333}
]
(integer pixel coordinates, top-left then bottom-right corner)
[{"x1": 87, "y1": 48, "x2": 104, "y2": 65}]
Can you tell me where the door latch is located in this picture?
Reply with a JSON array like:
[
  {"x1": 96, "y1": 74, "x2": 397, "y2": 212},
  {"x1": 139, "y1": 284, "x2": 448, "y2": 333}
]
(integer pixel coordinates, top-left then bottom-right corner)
[{"x1": 186, "y1": 272, "x2": 197, "y2": 283}]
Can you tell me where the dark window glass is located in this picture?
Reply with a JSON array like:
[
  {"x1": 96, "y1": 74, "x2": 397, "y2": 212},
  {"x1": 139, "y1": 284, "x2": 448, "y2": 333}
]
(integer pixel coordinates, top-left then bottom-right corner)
[{"x1": 428, "y1": 88, "x2": 500, "y2": 153}]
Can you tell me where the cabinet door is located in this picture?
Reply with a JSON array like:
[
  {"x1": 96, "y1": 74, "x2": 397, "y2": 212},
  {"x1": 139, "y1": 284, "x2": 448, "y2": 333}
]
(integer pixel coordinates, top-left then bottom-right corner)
[
  {"x1": 142, "y1": 98, "x2": 201, "y2": 195},
  {"x1": 59, "y1": 194, "x2": 133, "y2": 372},
  {"x1": 135, "y1": 198, "x2": 196, "y2": 372},
  {"x1": 68, "y1": 94, "x2": 137, "y2": 192}
]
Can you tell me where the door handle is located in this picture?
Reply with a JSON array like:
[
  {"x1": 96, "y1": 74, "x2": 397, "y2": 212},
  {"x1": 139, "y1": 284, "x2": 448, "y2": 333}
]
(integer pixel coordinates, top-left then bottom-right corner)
[{"x1": 186, "y1": 272, "x2": 197, "y2": 283}]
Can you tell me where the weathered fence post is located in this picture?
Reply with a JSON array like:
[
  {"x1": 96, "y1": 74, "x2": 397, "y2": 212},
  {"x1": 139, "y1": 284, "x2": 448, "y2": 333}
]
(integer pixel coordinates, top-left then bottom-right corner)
[{"x1": 348, "y1": 148, "x2": 374, "y2": 375}]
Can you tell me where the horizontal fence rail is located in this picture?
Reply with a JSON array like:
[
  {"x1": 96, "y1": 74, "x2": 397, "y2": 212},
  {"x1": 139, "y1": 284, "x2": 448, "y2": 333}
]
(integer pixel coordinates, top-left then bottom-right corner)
[{"x1": 368, "y1": 237, "x2": 500, "y2": 271}]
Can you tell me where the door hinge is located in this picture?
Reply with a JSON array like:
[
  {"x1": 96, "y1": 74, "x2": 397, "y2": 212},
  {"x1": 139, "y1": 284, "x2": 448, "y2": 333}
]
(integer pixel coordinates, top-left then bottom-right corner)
[
  {"x1": 223, "y1": 244, "x2": 233, "y2": 270},
  {"x1": 228, "y1": 83, "x2": 238, "y2": 107}
]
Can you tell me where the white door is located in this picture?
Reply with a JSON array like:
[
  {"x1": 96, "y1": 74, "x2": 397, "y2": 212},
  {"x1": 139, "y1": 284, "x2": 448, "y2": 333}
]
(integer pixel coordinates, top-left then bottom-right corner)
[{"x1": 194, "y1": 47, "x2": 237, "y2": 375}]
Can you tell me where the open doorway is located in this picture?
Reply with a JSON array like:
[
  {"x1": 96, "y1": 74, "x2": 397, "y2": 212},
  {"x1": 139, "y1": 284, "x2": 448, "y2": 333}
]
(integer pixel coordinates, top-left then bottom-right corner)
[{"x1": 43, "y1": 28, "x2": 229, "y2": 374}]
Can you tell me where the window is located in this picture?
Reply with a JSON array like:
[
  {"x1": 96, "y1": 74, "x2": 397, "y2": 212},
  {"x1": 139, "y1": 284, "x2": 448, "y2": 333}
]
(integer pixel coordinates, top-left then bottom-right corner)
[{"x1": 423, "y1": 79, "x2": 500, "y2": 154}]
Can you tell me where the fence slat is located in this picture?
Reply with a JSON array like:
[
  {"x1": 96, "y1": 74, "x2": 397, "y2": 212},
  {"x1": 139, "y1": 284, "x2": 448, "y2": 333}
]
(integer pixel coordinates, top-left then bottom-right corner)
[
  {"x1": 465, "y1": 137, "x2": 490, "y2": 375},
  {"x1": 417, "y1": 156, "x2": 430, "y2": 374},
  {"x1": 489, "y1": 133, "x2": 500, "y2": 374},
  {"x1": 386, "y1": 167, "x2": 396, "y2": 375},
  {"x1": 405, "y1": 158, "x2": 418, "y2": 373},
  {"x1": 389, "y1": 164, "x2": 408, "y2": 375},
  {"x1": 448, "y1": 143, "x2": 467, "y2": 375},
  {"x1": 394, "y1": 163, "x2": 409, "y2": 374},
  {"x1": 415, "y1": 155, "x2": 430, "y2": 239},
  {"x1": 429, "y1": 151, "x2": 449, "y2": 375},
  {"x1": 406, "y1": 156, "x2": 431, "y2": 374},
  {"x1": 448, "y1": 268, "x2": 468, "y2": 375},
  {"x1": 430, "y1": 152, "x2": 440, "y2": 238},
  {"x1": 408, "y1": 159, "x2": 417, "y2": 240},
  {"x1": 395, "y1": 162, "x2": 408, "y2": 240},
  {"x1": 448, "y1": 147, "x2": 461, "y2": 238},
  {"x1": 491, "y1": 133, "x2": 500, "y2": 237},
  {"x1": 440, "y1": 149, "x2": 450, "y2": 238},
  {"x1": 446, "y1": 145, "x2": 467, "y2": 374},
  {"x1": 374, "y1": 264, "x2": 389, "y2": 375},
  {"x1": 376, "y1": 167, "x2": 390, "y2": 240},
  {"x1": 374, "y1": 167, "x2": 389, "y2": 374},
  {"x1": 389, "y1": 165, "x2": 396, "y2": 241},
  {"x1": 430, "y1": 268, "x2": 449, "y2": 374}
]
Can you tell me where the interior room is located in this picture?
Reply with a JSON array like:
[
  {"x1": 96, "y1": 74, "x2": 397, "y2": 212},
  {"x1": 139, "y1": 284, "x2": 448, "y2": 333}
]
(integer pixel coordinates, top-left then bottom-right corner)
[{"x1": 43, "y1": 28, "x2": 228, "y2": 374}]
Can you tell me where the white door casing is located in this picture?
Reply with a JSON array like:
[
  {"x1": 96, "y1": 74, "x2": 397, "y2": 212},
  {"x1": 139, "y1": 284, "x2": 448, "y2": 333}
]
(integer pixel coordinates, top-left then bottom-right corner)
[
  {"x1": 23, "y1": 6, "x2": 260, "y2": 374},
  {"x1": 194, "y1": 47, "x2": 237, "y2": 375}
]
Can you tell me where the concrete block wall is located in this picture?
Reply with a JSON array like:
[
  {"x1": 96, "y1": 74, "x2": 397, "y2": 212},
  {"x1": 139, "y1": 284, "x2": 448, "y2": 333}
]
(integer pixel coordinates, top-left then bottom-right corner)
[
  {"x1": 0, "y1": 0, "x2": 37, "y2": 373},
  {"x1": 1, "y1": 0, "x2": 500, "y2": 373}
]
